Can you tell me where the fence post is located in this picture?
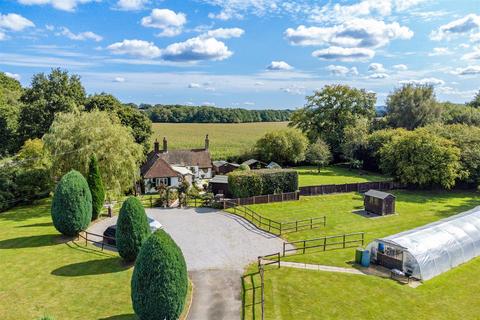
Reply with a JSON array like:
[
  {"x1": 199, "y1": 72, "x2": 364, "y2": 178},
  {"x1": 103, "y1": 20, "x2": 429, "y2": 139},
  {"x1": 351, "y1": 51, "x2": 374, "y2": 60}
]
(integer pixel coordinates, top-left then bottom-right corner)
[
  {"x1": 277, "y1": 252, "x2": 281, "y2": 268},
  {"x1": 324, "y1": 216, "x2": 326, "y2": 227},
  {"x1": 343, "y1": 234, "x2": 346, "y2": 248},
  {"x1": 296, "y1": 220, "x2": 298, "y2": 232},
  {"x1": 260, "y1": 265, "x2": 265, "y2": 320},
  {"x1": 362, "y1": 233, "x2": 365, "y2": 246},
  {"x1": 323, "y1": 237, "x2": 326, "y2": 251},
  {"x1": 253, "y1": 196, "x2": 256, "y2": 205},
  {"x1": 279, "y1": 223, "x2": 282, "y2": 235},
  {"x1": 283, "y1": 242, "x2": 286, "y2": 257},
  {"x1": 310, "y1": 218, "x2": 313, "y2": 230},
  {"x1": 150, "y1": 196, "x2": 152, "y2": 208},
  {"x1": 303, "y1": 240, "x2": 306, "y2": 254}
]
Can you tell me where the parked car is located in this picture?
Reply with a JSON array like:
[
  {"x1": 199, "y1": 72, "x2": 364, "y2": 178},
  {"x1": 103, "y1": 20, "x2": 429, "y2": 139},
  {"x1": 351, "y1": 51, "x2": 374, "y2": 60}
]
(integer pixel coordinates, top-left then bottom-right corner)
[{"x1": 102, "y1": 217, "x2": 163, "y2": 246}]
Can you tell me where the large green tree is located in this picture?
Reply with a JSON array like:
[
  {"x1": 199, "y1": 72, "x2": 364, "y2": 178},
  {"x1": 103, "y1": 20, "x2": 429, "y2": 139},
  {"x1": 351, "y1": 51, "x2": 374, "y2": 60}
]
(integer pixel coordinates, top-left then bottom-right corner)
[
  {"x1": 468, "y1": 90, "x2": 480, "y2": 109},
  {"x1": 18, "y1": 68, "x2": 86, "y2": 142},
  {"x1": 0, "y1": 72, "x2": 23, "y2": 155},
  {"x1": 290, "y1": 84, "x2": 376, "y2": 158},
  {"x1": 51, "y1": 170, "x2": 92, "y2": 236},
  {"x1": 379, "y1": 129, "x2": 461, "y2": 188},
  {"x1": 87, "y1": 154, "x2": 105, "y2": 220},
  {"x1": 385, "y1": 84, "x2": 442, "y2": 130},
  {"x1": 85, "y1": 93, "x2": 152, "y2": 151},
  {"x1": 131, "y1": 229, "x2": 188, "y2": 320},
  {"x1": 305, "y1": 138, "x2": 332, "y2": 172},
  {"x1": 43, "y1": 110, "x2": 144, "y2": 195},
  {"x1": 254, "y1": 129, "x2": 308, "y2": 165}
]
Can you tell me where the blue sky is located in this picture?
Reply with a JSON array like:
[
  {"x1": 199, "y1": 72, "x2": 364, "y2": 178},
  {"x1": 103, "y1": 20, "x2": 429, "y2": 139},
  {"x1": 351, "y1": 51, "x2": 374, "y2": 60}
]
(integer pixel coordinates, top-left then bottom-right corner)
[{"x1": 1, "y1": 0, "x2": 479, "y2": 109}]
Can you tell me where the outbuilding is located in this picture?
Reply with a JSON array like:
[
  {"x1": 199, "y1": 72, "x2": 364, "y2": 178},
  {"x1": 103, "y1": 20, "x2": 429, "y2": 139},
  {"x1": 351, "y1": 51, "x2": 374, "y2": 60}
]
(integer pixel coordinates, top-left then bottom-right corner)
[
  {"x1": 367, "y1": 206, "x2": 480, "y2": 280},
  {"x1": 363, "y1": 189, "x2": 395, "y2": 216},
  {"x1": 213, "y1": 160, "x2": 240, "y2": 175},
  {"x1": 209, "y1": 175, "x2": 231, "y2": 197}
]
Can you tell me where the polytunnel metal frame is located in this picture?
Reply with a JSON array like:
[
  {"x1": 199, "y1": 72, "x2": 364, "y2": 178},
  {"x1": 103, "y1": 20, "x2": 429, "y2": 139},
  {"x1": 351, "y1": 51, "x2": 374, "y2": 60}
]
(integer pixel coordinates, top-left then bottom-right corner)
[{"x1": 367, "y1": 206, "x2": 480, "y2": 281}]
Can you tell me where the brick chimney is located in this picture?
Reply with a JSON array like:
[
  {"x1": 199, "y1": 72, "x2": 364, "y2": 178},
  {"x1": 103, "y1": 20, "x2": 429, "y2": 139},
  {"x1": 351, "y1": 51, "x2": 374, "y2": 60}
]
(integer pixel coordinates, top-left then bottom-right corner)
[
  {"x1": 154, "y1": 139, "x2": 159, "y2": 153},
  {"x1": 163, "y1": 137, "x2": 168, "y2": 153},
  {"x1": 205, "y1": 134, "x2": 209, "y2": 150}
]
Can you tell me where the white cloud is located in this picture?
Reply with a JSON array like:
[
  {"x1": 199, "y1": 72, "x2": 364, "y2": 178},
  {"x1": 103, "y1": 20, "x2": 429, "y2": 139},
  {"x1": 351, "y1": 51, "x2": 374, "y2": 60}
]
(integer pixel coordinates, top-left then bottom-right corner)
[
  {"x1": 188, "y1": 82, "x2": 201, "y2": 88},
  {"x1": 428, "y1": 47, "x2": 452, "y2": 56},
  {"x1": 202, "y1": 0, "x2": 278, "y2": 20},
  {"x1": 410, "y1": 10, "x2": 449, "y2": 21},
  {"x1": 141, "y1": 9, "x2": 187, "y2": 37},
  {"x1": 368, "y1": 62, "x2": 386, "y2": 73},
  {"x1": 116, "y1": 0, "x2": 148, "y2": 10},
  {"x1": 393, "y1": 64, "x2": 408, "y2": 71},
  {"x1": 266, "y1": 61, "x2": 293, "y2": 71},
  {"x1": 0, "y1": 31, "x2": 6, "y2": 40},
  {"x1": 326, "y1": 65, "x2": 358, "y2": 76},
  {"x1": 430, "y1": 14, "x2": 480, "y2": 41},
  {"x1": 471, "y1": 33, "x2": 480, "y2": 43},
  {"x1": 58, "y1": 27, "x2": 102, "y2": 42},
  {"x1": 462, "y1": 47, "x2": 480, "y2": 60},
  {"x1": 312, "y1": 46, "x2": 375, "y2": 62},
  {"x1": 203, "y1": 27, "x2": 244, "y2": 39},
  {"x1": 4, "y1": 72, "x2": 21, "y2": 81},
  {"x1": 161, "y1": 36, "x2": 233, "y2": 62},
  {"x1": 368, "y1": 73, "x2": 389, "y2": 79},
  {"x1": 310, "y1": 0, "x2": 392, "y2": 23},
  {"x1": 285, "y1": 19, "x2": 413, "y2": 50},
  {"x1": 453, "y1": 65, "x2": 480, "y2": 75},
  {"x1": 114, "y1": 76, "x2": 125, "y2": 82},
  {"x1": 0, "y1": 13, "x2": 35, "y2": 31},
  {"x1": 281, "y1": 84, "x2": 306, "y2": 95},
  {"x1": 394, "y1": 0, "x2": 428, "y2": 11},
  {"x1": 399, "y1": 77, "x2": 445, "y2": 86},
  {"x1": 17, "y1": 0, "x2": 95, "y2": 11},
  {"x1": 107, "y1": 39, "x2": 162, "y2": 59}
]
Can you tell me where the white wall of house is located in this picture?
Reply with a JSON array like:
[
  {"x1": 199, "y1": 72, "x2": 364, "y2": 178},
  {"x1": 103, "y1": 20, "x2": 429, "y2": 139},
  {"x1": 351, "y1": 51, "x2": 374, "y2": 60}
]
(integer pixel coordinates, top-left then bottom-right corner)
[
  {"x1": 143, "y1": 177, "x2": 180, "y2": 194},
  {"x1": 187, "y1": 166, "x2": 212, "y2": 179}
]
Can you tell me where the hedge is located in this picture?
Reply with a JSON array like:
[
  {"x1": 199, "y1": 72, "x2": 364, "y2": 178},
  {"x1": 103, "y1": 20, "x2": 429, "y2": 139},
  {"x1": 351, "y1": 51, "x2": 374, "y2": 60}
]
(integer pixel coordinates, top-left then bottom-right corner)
[
  {"x1": 87, "y1": 154, "x2": 105, "y2": 220},
  {"x1": 228, "y1": 169, "x2": 298, "y2": 198},
  {"x1": 116, "y1": 197, "x2": 151, "y2": 262},
  {"x1": 131, "y1": 229, "x2": 188, "y2": 320},
  {"x1": 51, "y1": 170, "x2": 92, "y2": 236}
]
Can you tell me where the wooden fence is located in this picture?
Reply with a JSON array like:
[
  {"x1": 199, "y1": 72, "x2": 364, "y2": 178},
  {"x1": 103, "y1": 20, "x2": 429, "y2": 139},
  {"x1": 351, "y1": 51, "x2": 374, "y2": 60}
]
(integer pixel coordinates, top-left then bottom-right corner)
[
  {"x1": 299, "y1": 181, "x2": 403, "y2": 196},
  {"x1": 282, "y1": 232, "x2": 365, "y2": 256},
  {"x1": 224, "y1": 191, "x2": 300, "y2": 206},
  {"x1": 76, "y1": 231, "x2": 116, "y2": 251},
  {"x1": 223, "y1": 201, "x2": 326, "y2": 235}
]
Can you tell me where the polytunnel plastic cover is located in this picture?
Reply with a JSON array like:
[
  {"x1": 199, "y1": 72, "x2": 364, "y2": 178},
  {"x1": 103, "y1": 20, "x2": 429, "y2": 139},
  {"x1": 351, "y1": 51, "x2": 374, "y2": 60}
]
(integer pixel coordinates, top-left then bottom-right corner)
[{"x1": 369, "y1": 206, "x2": 480, "y2": 280}]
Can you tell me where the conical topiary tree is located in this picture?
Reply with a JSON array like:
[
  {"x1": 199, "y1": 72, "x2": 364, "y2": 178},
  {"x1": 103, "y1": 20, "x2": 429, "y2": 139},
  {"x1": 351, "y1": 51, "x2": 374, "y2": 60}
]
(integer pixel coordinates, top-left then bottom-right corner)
[
  {"x1": 51, "y1": 170, "x2": 92, "y2": 236},
  {"x1": 87, "y1": 154, "x2": 105, "y2": 220},
  {"x1": 131, "y1": 229, "x2": 188, "y2": 320},
  {"x1": 116, "y1": 197, "x2": 151, "y2": 262}
]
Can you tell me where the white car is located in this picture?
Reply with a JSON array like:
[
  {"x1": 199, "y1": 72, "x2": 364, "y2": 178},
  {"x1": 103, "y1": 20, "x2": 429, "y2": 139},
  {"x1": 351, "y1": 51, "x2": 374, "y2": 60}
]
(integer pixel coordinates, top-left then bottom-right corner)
[{"x1": 148, "y1": 217, "x2": 163, "y2": 232}]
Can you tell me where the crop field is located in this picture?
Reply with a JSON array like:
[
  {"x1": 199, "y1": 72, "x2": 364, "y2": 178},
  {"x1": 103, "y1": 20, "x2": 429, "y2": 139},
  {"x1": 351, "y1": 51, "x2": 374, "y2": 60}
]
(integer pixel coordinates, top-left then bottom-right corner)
[{"x1": 152, "y1": 122, "x2": 290, "y2": 160}]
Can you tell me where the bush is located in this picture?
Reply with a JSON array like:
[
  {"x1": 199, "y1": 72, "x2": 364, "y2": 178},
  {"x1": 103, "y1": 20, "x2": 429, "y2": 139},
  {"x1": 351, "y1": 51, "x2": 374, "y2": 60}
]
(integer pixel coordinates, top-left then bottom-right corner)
[
  {"x1": 379, "y1": 129, "x2": 461, "y2": 188},
  {"x1": 131, "y1": 229, "x2": 188, "y2": 320},
  {"x1": 51, "y1": 170, "x2": 92, "y2": 236},
  {"x1": 228, "y1": 169, "x2": 298, "y2": 198},
  {"x1": 116, "y1": 197, "x2": 151, "y2": 262},
  {"x1": 87, "y1": 154, "x2": 105, "y2": 220},
  {"x1": 306, "y1": 138, "x2": 332, "y2": 172}
]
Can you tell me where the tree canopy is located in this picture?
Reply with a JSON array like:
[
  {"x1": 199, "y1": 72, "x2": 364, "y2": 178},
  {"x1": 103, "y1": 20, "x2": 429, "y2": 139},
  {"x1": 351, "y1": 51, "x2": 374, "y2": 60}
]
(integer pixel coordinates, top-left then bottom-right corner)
[
  {"x1": 254, "y1": 129, "x2": 308, "y2": 164},
  {"x1": 290, "y1": 84, "x2": 376, "y2": 158},
  {"x1": 0, "y1": 72, "x2": 23, "y2": 156},
  {"x1": 385, "y1": 84, "x2": 442, "y2": 130},
  {"x1": 43, "y1": 110, "x2": 144, "y2": 195}
]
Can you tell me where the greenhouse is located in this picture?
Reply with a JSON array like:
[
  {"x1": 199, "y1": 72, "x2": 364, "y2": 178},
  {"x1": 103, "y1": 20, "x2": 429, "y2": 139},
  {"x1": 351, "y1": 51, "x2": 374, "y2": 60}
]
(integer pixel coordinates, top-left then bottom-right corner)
[{"x1": 367, "y1": 206, "x2": 480, "y2": 281}]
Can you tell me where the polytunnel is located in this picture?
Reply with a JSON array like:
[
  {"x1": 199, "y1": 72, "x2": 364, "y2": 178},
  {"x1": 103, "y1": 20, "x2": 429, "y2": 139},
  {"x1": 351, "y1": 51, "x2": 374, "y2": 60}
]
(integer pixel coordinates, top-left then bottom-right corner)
[{"x1": 366, "y1": 206, "x2": 480, "y2": 281}]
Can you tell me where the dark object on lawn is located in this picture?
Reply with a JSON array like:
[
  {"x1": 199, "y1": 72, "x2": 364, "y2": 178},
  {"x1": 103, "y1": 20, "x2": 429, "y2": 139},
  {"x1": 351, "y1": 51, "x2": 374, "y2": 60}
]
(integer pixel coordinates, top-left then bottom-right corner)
[
  {"x1": 363, "y1": 189, "x2": 395, "y2": 216},
  {"x1": 103, "y1": 225, "x2": 117, "y2": 246}
]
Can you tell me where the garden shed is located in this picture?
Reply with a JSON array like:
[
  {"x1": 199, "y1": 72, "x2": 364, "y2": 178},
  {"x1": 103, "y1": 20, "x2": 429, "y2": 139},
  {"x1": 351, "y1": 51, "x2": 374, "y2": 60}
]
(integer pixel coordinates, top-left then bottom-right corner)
[
  {"x1": 209, "y1": 175, "x2": 231, "y2": 197},
  {"x1": 364, "y1": 190, "x2": 395, "y2": 216},
  {"x1": 366, "y1": 206, "x2": 480, "y2": 281}
]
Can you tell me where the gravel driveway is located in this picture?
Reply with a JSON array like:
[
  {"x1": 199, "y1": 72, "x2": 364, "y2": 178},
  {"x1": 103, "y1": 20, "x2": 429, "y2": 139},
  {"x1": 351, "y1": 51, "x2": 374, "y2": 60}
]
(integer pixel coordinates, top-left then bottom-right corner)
[{"x1": 88, "y1": 207, "x2": 287, "y2": 320}]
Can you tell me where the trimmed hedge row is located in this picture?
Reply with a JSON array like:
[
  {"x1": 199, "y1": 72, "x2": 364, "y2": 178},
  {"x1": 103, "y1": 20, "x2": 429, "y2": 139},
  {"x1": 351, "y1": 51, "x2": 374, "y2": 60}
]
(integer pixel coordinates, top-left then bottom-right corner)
[{"x1": 228, "y1": 169, "x2": 298, "y2": 198}]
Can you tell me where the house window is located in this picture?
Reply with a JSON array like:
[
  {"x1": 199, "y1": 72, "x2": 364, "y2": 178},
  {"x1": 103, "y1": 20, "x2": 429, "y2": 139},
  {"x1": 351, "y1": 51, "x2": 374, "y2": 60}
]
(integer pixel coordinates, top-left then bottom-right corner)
[{"x1": 156, "y1": 178, "x2": 169, "y2": 186}]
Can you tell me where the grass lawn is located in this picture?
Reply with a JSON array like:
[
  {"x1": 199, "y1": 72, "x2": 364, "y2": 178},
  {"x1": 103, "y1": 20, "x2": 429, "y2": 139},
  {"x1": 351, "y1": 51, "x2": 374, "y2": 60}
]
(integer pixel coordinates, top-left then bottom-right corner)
[
  {"x1": 152, "y1": 122, "x2": 289, "y2": 160},
  {"x1": 0, "y1": 198, "x2": 191, "y2": 320},
  {"x1": 246, "y1": 190, "x2": 480, "y2": 266},
  {"x1": 296, "y1": 165, "x2": 389, "y2": 187}
]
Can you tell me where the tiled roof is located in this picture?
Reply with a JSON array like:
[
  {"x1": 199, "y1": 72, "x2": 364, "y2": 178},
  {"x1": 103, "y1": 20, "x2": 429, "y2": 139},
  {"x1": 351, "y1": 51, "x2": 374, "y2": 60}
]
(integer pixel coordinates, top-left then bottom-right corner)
[
  {"x1": 142, "y1": 157, "x2": 179, "y2": 179},
  {"x1": 155, "y1": 149, "x2": 212, "y2": 168}
]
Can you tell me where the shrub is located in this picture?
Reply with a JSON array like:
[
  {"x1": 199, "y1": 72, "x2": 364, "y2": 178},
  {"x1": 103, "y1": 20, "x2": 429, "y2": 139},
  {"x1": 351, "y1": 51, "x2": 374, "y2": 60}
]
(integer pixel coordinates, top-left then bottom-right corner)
[
  {"x1": 306, "y1": 138, "x2": 332, "y2": 172},
  {"x1": 87, "y1": 154, "x2": 105, "y2": 220},
  {"x1": 228, "y1": 169, "x2": 298, "y2": 198},
  {"x1": 116, "y1": 197, "x2": 151, "y2": 262},
  {"x1": 51, "y1": 170, "x2": 92, "y2": 236},
  {"x1": 131, "y1": 229, "x2": 188, "y2": 320}
]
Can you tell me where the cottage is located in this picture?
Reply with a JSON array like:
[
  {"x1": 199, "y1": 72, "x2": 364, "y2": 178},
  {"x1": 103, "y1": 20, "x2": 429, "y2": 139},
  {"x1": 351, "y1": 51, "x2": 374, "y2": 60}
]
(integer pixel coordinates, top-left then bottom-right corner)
[
  {"x1": 364, "y1": 190, "x2": 395, "y2": 216},
  {"x1": 213, "y1": 160, "x2": 240, "y2": 175},
  {"x1": 140, "y1": 135, "x2": 212, "y2": 193},
  {"x1": 241, "y1": 159, "x2": 267, "y2": 170}
]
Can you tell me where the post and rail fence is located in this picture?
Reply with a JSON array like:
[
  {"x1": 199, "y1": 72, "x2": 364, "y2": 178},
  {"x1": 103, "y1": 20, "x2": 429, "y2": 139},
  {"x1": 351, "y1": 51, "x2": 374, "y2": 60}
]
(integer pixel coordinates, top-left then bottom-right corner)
[
  {"x1": 282, "y1": 232, "x2": 365, "y2": 256},
  {"x1": 76, "y1": 231, "x2": 116, "y2": 251},
  {"x1": 222, "y1": 200, "x2": 326, "y2": 236}
]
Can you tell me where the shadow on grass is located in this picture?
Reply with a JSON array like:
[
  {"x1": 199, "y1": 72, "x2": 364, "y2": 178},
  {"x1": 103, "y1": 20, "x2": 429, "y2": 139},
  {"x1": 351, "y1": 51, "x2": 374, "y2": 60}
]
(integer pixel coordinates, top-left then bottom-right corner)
[
  {"x1": 0, "y1": 234, "x2": 70, "y2": 249},
  {"x1": 0, "y1": 199, "x2": 51, "y2": 222},
  {"x1": 98, "y1": 314, "x2": 137, "y2": 320},
  {"x1": 16, "y1": 222, "x2": 53, "y2": 228},
  {"x1": 51, "y1": 257, "x2": 132, "y2": 277}
]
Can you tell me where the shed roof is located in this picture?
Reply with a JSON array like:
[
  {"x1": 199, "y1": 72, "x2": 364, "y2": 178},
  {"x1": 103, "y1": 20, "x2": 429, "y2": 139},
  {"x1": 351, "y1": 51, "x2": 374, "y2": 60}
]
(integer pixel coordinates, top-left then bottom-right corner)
[
  {"x1": 210, "y1": 175, "x2": 229, "y2": 184},
  {"x1": 364, "y1": 189, "x2": 395, "y2": 199}
]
